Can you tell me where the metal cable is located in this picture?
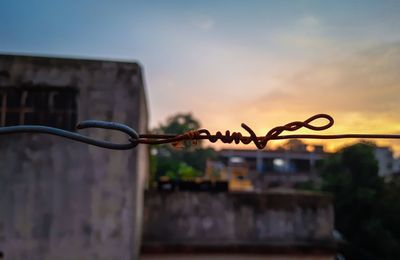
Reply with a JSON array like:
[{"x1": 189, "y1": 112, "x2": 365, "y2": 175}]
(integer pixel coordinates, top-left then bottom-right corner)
[
  {"x1": 0, "y1": 120, "x2": 139, "y2": 150},
  {"x1": 0, "y1": 114, "x2": 399, "y2": 150}
]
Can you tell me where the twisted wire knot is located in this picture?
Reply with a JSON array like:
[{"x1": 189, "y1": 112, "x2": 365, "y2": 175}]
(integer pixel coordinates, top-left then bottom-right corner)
[{"x1": 194, "y1": 114, "x2": 334, "y2": 149}]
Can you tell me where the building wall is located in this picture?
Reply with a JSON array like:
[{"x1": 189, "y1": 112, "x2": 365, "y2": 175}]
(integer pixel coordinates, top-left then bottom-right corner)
[
  {"x1": 0, "y1": 54, "x2": 148, "y2": 260},
  {"x1": 374, "y1": 147, "x2": 394, "y2": 177},
  {"x1": 141, "y1": 254, "x2": 334, "y2": 260},
  {"x1": 142, "y1": 191, "x2": 335, "y2": 258},
  {"x1": 219, "y1": 149, "x2": 326, "y2": 174}
]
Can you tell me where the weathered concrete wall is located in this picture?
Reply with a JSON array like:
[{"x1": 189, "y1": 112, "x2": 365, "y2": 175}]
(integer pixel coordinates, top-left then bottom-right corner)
[
  {"x1": 141, "y1": 254, "x2": 334, "y2": 260},
  {"x1": 142, "y1": 190, "x2": 334, "y2": 257},
  {"x1": 0, "y1": 54, "x2": 149, "y2": 260}
]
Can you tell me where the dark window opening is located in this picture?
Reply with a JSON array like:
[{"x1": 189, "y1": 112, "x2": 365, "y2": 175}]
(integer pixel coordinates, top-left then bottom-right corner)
[
  {"x1": 0, "y1": 86, "x2": 78, "y2": 130},
  {"x1": 291, "y1": 159, "x2": 311, "y2": 173},
  {"x1": 0, "y1": 70, "x2": 10, "y2": 79}
]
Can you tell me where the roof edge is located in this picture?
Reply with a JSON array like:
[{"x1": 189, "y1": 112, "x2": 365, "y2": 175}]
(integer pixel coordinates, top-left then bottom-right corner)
[{"x1": 0, "y1": 52, "x2": 141, "y2": 67}]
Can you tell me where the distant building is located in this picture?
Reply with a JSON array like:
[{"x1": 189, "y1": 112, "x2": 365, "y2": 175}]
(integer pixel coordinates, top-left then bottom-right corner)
[
  {"x1": 394, "y1": 157, "x2": 400, "y2": 175},
  {"x1": 218, "y1": 144, "x2": 399, "y2": 186},
  {"x1": 0, "y1": 54, "x2": 149, "y2": 259},
  {"x1": 219, "y1": 145, "x2": 326, "y2": 175},
  {"x1": 217, "y1": 144, "x2": 328, "y2": 189},
  {"x1": 374, "y1": 146, "x2": 395, "y2": 177}
]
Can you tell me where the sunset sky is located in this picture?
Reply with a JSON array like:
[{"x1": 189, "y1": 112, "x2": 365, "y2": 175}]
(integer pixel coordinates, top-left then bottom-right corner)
[{"x1": 1, "y1": 0, "x2": 400, "y2": 154}]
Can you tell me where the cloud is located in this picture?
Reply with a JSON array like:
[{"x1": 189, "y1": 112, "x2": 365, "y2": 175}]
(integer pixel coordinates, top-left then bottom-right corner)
[
  {"x1": 299, "y1": 15, "x2": 320, "y2": 28},
  {"x1": 240, "y1": 42, "x2": 400, "y2": 154},
  {"x1": 256, "y1": 42, "x2": 400, "y2": 117},
  {"x1": 193, "y1": 18, "x2": 215, "y2": 32},
  {"x1": 276, "y1": 15, "x2": 329, "y2": 49},
  {"x1": 144, "y1": 13, "x2": 400, "y2": 154}
]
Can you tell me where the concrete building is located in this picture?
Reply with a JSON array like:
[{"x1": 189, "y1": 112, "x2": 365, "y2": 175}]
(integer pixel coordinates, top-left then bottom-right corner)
[
  {"x1": 219, "y1": 148, "x2": 326, "y2": 175},
  {"x1": 374, "y1": 146, "x2": 395, "y2": 177},
  {"x1": 218, "y1": 147, "x2": 328, "y2": 189},
  {"x1": 394, "y1": 157, "x2": 400, "y2": 174},
  {"x1": 0, "y1": 54, "x2": 149, "y2": 260}
]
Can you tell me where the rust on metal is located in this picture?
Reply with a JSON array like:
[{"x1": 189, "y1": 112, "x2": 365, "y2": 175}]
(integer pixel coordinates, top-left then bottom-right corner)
[
  {"x1": 138, "y1": 114, "x2": 400, "y2": 149},
  {"x1": 1, "y1": 114, "x2": 400, "y2": 150}
]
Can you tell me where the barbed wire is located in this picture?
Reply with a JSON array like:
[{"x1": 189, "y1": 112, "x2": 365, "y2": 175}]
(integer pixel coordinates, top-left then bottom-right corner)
[{"x1": 0, "y1": 114, "x2": 399, "y2": 150}]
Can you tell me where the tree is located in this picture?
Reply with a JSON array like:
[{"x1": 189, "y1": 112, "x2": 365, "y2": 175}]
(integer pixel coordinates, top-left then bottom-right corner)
[
  {"x1": 150, "y1": 113, "x2": 216, "y2": 182},
  {"x1": 155, "y1": 113, "x2": 200, "y2": 136},
  {"x1": 319, "y1": 143, "x2": 400, "y2": 259}
]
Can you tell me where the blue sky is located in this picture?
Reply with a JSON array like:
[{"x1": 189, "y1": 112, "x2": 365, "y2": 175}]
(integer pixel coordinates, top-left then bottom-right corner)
[{"x1": 1, "y1": 0, "x2": 400, "y2": 152}]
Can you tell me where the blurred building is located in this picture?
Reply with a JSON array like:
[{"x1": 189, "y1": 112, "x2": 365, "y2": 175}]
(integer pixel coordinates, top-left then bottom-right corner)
[
  {"x1": 374, "y1": 146, "x2": 395, "y2": 177},
  {"x1": 217, "y1": 143, "x2": 399, "y2": 188},
  {"x1": 219, "y1": 145, "x2": 326, "y2": 175},
  {"x1": 394, "y1": 157, "x2": 400, "y2": 175},
  {"x1": 142, "y1": 143, "x2": 336, "y2": 258},
  {"x1": 218, "y1": 144, "x2": 327, "y2": 189},
  {"x1": 0, "y1": 54, "x2": 148, "y2": 259}
]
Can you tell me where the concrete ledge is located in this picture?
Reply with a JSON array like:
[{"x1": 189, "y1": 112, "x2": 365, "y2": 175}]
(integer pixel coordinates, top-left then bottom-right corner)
[
  {"x1": 142, "y1": 190, "x2": 335, "y2": 255},
  {"x1": 142, "y1": 240, "x2": 336, "y2": 255}
]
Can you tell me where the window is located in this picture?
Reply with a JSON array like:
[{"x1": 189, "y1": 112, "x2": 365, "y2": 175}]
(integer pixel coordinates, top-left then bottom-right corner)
[{"x1": 0, "y1": 87, "x2": 78, "y2": 130}]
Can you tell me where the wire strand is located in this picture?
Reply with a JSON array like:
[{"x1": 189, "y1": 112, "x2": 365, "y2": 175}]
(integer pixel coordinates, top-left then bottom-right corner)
[
  {"x1": 0, "y1": 114, "x2": 399, "y2": 150},
  {"x1": 137, "y1": 114, "x2": 400, "y2": 150}
]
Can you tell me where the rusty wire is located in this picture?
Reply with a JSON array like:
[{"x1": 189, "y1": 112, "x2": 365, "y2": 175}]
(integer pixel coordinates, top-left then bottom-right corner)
[
  {"x1": 138, "y1": 114, "x2": 400, "y2": 149},
  {"x1": 0, "y1": 114, "x2": 400, "y2": 150}
]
